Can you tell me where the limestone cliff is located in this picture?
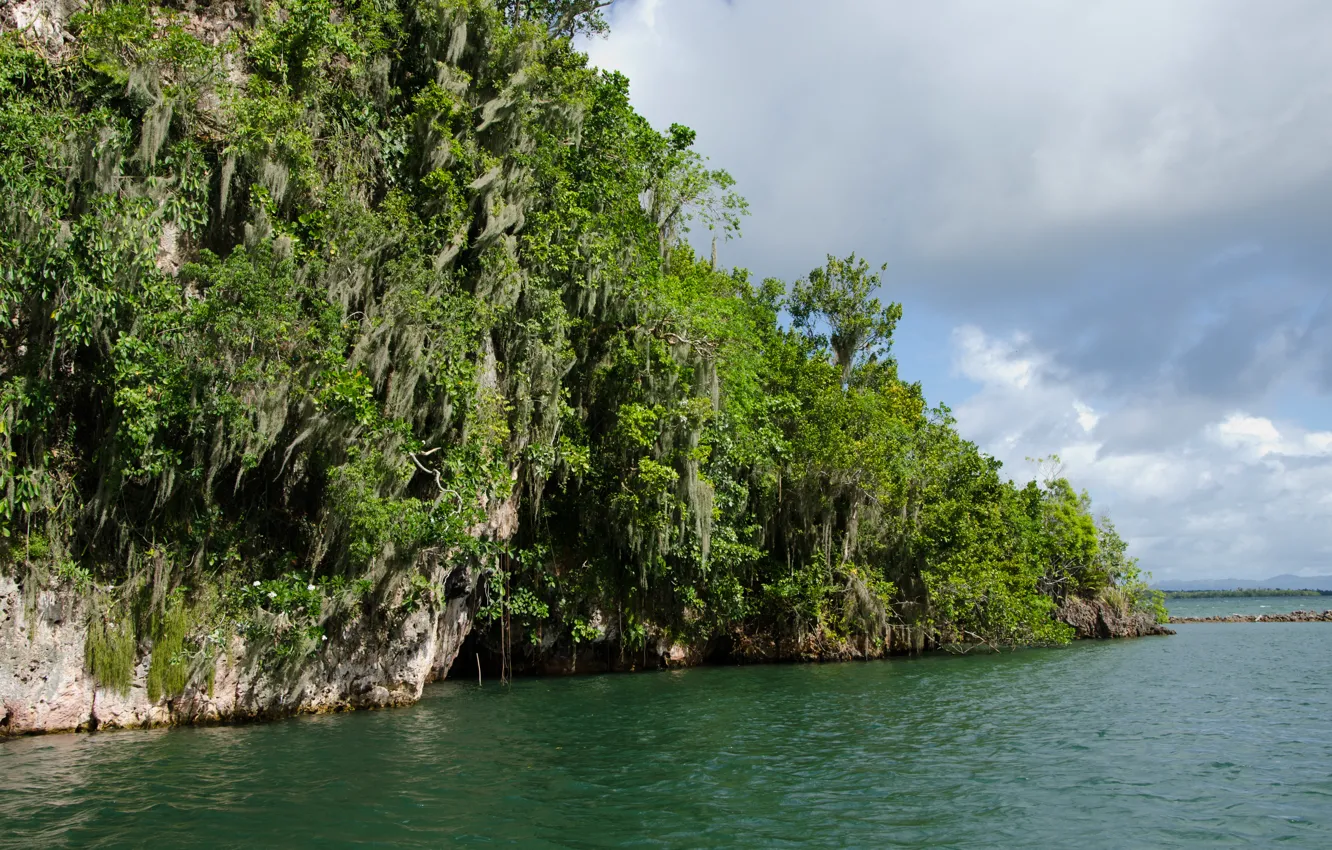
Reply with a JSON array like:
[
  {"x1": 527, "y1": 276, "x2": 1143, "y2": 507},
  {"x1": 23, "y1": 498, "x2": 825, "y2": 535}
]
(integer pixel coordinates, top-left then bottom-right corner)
[
  {"x1": 0, "y1": 0, "x2": 1173, "y2": 736},
  {"x1": 0, "y1": 494, "x2": 516, "y2": 735},
  {"x1": 2, "y1": 561, "x2": 471, "y2": 734},
  {"x1": 1057, "y1": 597, "x2": 1175, "y2": 639}
]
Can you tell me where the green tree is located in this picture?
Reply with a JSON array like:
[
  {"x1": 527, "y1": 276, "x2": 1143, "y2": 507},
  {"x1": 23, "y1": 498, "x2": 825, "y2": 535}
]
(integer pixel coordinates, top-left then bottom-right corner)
[
  {"x1": 789, "y1": 254, "x2": 903, "y2": 385},
  {"x1": 0, "y1": 0, "x2": 1155, "y2": 682},
  {"x1": 506, "y1": 0, "x2": 617, "y2": 37}
]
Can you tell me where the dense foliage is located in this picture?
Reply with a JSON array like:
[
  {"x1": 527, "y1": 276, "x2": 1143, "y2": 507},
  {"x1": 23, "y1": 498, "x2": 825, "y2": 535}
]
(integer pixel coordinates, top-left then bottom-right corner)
[{"x1": 0, "y1": 0, "x2": 1162, "y2": 692}]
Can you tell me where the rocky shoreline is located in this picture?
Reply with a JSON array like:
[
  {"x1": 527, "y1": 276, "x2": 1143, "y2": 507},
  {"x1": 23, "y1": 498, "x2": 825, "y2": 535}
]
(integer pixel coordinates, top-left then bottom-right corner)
[
  {"x1": 1, "y1": 582, "x2": 1176, "y2": 737},
  {"x1": 0, "y1": 569, "x2": 479, "y2": 737},
  {"x1": 1168, "y1": 610, "x2": 1332, "y2": 624},
  {"x1": 1056, "y1": 597, "x2": 1176, "y2": 638},
  {"x1": 0, "y1": 0, "x2": 1174, "y2": 741}
]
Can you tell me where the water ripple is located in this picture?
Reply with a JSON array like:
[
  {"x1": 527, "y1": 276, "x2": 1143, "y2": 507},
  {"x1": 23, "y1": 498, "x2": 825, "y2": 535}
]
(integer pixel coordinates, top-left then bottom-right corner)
[{"x1": 2, "y1": 624, "x2": 1331, "y2": 847}]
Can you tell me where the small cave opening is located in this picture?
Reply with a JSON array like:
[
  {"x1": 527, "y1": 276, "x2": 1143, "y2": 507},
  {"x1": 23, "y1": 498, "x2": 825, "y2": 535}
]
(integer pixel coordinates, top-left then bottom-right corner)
[{"x1": 456, "y1": 629, "x2": 503, "y2": 682}]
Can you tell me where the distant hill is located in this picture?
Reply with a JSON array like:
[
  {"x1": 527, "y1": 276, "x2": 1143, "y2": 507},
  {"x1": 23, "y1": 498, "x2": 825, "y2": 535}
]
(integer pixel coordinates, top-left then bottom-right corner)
[{"x1": 1154, "y1": 575, "x2": 1332, "y2": 591}]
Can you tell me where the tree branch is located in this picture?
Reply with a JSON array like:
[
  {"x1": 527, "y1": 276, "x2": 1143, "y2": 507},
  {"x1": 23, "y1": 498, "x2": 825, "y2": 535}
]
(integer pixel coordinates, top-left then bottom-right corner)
[{"x1": 410, "y1": 451, "x2": 463, "y2": 515}]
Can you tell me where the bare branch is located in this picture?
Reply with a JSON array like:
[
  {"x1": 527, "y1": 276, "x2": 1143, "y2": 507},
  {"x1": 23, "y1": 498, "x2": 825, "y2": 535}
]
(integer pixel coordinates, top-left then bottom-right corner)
[{"x1": 410, "y1": 451, "x2": 464, "y2": 516}]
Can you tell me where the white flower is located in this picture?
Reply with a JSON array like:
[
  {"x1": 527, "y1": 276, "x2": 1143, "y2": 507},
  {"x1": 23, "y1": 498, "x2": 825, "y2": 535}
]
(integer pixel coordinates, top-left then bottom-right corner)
[
  {"x1": 307, "y1": 584, "x2": 316, "y2": 591},
  {"x1": 321, "y1": 635, "x2": 328, "y2": 642},
  {"x1": 253, "y1": 580, "x2": 261, "y2": 587},
  {"x1": 267, "y1": 591, "x2": 277, "y2": 599}
]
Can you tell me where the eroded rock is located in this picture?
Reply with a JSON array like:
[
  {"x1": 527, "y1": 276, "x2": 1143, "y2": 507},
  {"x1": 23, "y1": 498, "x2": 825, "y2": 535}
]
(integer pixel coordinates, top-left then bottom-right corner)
[
  {"x1": 0, "y1": 559, "x2": 480, "y2": 736},
  {"x1": 1057, "y1": 597, "x2": 1176, "y2": 639},
  {"x1": 1168, "y1": 609, "x2": 1332, "y2": 624}
]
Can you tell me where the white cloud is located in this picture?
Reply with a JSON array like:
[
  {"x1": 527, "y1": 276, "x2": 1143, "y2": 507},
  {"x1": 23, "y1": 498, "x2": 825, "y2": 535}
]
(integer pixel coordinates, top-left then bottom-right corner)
[
  {"x1": 1073, "y1": 401, "x2": 1099, "y2": 433},
  {"x1": 1212, "y1": 414, "x2": 1283, "y2": 457},
  {"x1": 950, "y1": 327, "x2": 1332, "y2": 581},
  {"x1": 586, "y1": 1, "x2": 1332, "y2": 581},
  {"x1": 1210, "y1": 413, "x2": 1332, "y2": 459},
  {"x1": 590, "y1": 0, "x2": 1332, "y2": 285},
  {"x1": 952, "y1": 326, "x2": 1040, "y2": 389}
]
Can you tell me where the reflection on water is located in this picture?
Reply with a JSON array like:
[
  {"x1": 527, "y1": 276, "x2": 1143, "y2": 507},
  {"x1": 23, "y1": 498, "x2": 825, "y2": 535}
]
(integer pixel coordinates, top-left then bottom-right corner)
[{"x1": 3, "y1": 624, "x2": 1331, "y2": 847}]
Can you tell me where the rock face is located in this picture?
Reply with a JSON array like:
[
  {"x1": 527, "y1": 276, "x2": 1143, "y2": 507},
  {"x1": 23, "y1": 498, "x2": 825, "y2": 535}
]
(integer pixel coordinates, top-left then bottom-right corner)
[
  {"x1": 1057, "y1": 597, "x2": 1176, "y2": 639},
  {"x1": 487, "y1": 619, "x2": 937, "y2": 677},
  {"x1": 0, "y1": 563, "x2": 475, "y2": 735},
  {"x1": 4, "y1": 0, "x2": 80, "y2": 52},
  {"x1": 0, "y1": 494, "x2": 519, "y2": 736},
  {"x1": 1169, "y1": 610, "x2": 1332, "y2": 624},
  {"x1": 0, "y1": 248, "x2": 530, "y2": 741}
]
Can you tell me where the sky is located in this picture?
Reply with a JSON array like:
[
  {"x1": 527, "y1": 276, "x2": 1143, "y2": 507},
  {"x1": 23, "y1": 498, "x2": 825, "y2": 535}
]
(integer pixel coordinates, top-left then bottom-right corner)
[{"x1": 582, "y1": 0, "x2": 1332, "y2": 583}]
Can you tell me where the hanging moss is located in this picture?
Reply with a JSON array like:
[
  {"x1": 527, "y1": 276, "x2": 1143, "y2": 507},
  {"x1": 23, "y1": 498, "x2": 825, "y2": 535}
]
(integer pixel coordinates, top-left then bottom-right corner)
[
  {"x1": 1, "y1": 0, "x2": 1153, "y2": 673},
  {"x1": 85, "y1": 611, "x2": 138, "y2": 696},
  {"x1": 145, "y1": 598, "x2": 192, "y2": 703}
]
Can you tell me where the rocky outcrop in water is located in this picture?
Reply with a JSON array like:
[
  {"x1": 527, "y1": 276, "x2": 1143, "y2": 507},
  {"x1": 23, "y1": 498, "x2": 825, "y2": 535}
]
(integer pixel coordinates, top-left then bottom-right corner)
[
  {"x1": 1056, "y1": 597, "x2": 1175, "y2": 639},
  {"x1": 1168, "y1": 610, "x2": 1332, "y2": 624},
  {"x1": 0, "y1": 497, "x2": 518, "y2": 736},
  {"x1": 487, "y1": 621, "x2": 937, "y2": 676},
  {"x1": 0, "y1": 565, "x2": 474, "y2": 735},
  {"x1": 0, "y1": 0, "x2": 1170, "y2": 735}
]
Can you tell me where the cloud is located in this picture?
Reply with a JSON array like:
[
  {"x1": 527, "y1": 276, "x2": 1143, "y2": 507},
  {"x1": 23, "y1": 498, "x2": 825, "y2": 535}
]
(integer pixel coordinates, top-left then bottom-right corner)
[
  {"x1": 1210, "y1": 413, "x2": 1332, "y2": 459},
  {"x1": 591, "y1": 0, "x2": 1332, "y2": 289},
  {"x1": 587, "y1": 0, "x2": 1332, "y2": 579},
  {"x1": 952, "y1": 327, "x2": 1332, "y2": 580},
  {"x1": 952, "y1": 326, "x2": 1042, "y2": 390}
]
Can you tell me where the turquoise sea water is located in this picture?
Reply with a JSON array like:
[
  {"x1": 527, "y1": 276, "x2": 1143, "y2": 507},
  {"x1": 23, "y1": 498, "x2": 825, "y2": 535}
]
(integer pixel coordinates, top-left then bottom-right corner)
[
  {"x1": 3, "y1": 623, "x2": 1331, "y2": 847},
  {"x1": 1166, "y1": 595, "x2": 1332, "y2": 618}
]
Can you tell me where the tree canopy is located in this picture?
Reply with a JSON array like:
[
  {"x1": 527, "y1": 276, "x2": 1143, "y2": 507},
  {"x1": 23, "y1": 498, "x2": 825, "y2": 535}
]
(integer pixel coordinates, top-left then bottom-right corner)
[{"x1": 0, "y1": 0, "x2": 1163, "y2": 693}]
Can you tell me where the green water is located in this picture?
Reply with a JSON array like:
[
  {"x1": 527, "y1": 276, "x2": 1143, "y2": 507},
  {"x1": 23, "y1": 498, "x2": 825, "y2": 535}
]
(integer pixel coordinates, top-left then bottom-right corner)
[
  {"x1": 1166, "y1": 595, "x2": 1332, "y2": 618},
  {"x1": 4, "y1": 624, "x2": 1331, "y2": 848}
]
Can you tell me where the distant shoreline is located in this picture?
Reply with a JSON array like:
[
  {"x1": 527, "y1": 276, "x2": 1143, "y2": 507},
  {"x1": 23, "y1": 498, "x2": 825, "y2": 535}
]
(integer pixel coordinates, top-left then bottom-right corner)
[
  {"x1": 1169, "y1": 610, "x2": 1332, "y2": 624},
  {"x1": 1160, "y1": 589, "x2": 1332, "y2": 599}
]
